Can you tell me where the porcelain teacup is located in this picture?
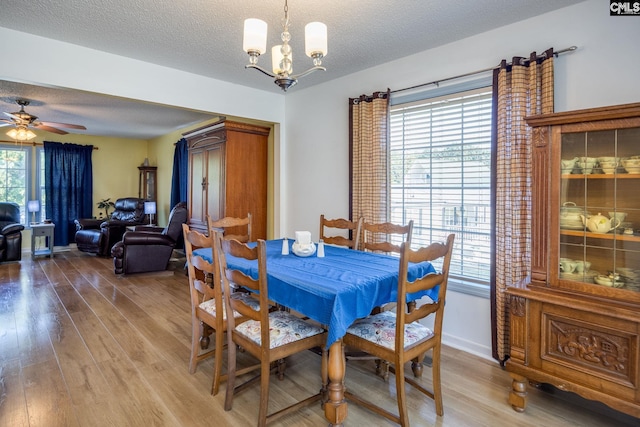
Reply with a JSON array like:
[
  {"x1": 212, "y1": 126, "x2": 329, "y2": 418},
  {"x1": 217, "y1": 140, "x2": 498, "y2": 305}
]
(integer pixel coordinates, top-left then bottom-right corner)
[
  {"x1": 559, "y1": 258, "x2": 577, "y2": 274},
  {"x1": 609, "y1": 212, "x2": 627, "y2": 223},
  {"x1": 561, "y1": 158, "x2": 577, "y2": 172},
  {"x1": 578, "y1": 161, "x2": 595, "y2": 174},
  {"x1": 574, "y1": 260, "x2": 591, "y2": 274}
]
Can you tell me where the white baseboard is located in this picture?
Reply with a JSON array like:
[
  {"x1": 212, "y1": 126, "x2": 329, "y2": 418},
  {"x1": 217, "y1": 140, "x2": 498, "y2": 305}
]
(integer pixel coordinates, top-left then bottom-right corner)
[{"x1": 442, "y1": 333, "x2": 495, "y2": 362}]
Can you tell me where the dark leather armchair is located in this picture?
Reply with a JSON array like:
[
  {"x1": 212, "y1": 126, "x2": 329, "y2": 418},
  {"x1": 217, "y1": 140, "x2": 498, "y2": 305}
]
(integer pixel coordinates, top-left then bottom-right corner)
[
  {"x1": 111, "y1": 202, "x2": 187, "y2": 274},
  {"x1": 0, "y1": 202, "x2": 25, "y2": 262},
  {"x1": 75, "y1": 197, "x2": 145, "y2": 256}
]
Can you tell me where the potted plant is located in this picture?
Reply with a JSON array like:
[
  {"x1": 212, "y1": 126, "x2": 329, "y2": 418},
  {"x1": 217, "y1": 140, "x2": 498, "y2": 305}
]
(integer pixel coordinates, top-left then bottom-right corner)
[{"x1": 97, "y1": 198, "x2": 115, "y2": 219}]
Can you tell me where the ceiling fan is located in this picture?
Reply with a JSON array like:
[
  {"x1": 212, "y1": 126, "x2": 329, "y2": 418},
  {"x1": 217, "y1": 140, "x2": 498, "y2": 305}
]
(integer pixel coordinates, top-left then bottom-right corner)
[{"x1": 1, "y1": 99, "x2": 86, "y2": 137}]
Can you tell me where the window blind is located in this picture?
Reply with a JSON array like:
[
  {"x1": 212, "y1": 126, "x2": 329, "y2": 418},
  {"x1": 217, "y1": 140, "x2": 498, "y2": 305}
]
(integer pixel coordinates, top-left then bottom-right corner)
[{"x1": 390, "y1": 88, "x2": 492, "y2": 289}]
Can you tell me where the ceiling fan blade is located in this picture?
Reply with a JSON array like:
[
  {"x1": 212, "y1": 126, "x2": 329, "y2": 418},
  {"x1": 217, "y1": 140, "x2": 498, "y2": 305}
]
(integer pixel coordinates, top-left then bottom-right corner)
[
  {"x1": 0, "y1": 122, "x2": 13, "y2": 128},
  {"x1": 39, "y1": 121, "x2": 86, "y2": 130},
  {"x1": 3, "y1": 111, "x2": 22, "y2": 121},
  {"x1": 34, "y1": 124, "x2": 68, "y2": 135}
]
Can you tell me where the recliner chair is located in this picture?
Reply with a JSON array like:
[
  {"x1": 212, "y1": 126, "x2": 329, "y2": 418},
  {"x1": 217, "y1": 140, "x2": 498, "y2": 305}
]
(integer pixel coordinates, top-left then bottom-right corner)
[
  {"x1": 111, "y1": 202, "x2": 187, "y2": 274},
  {"x1": 0, "y1": 202, "x2": 25, "y2": 262},
  {"x1": 75, "y1": 197, "x2": 145, "y2": 256}
]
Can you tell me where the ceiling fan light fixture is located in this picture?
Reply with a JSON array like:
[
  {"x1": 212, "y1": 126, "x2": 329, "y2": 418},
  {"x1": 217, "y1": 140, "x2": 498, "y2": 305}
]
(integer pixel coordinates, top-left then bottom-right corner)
[
  {"x1": 242, "y1": 0, "x2": 327, "y2": 92},
  {"x1": 7, "y1": 125, "x2": 36, "y2": 141}
]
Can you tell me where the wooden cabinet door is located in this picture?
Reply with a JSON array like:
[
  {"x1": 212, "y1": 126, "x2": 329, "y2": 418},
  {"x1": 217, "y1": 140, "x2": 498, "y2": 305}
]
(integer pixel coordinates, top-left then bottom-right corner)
[
  {"x1": 205, "y1": 144, "x2": 224, "y2": 226},
  {"x1": 188, "y1": 148, "x2": 207, "y2": 231}
]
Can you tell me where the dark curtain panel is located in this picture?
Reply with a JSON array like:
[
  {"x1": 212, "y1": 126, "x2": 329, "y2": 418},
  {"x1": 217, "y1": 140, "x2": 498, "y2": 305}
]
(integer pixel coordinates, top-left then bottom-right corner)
[
  {"x1": 171, "y1": 137, "x2": 189, "y2": 208},
  {"x1": 491, "y1": 48, "x2": 554, "y2": 362},
  {"x1": 44, "y1": 141, "x2": 94, "y2": 246}
]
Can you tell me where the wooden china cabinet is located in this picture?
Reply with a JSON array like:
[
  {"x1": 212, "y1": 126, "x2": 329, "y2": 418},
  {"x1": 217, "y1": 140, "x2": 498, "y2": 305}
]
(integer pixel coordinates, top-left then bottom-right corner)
[
  {"x1": 506, "y1": 103, "x2": 640, "y2": 418},
  {"x1": 183, "y1": 119, "x2": 270, "y2": 239},
  {"x1": 138, "y1": 166, "x2": 157, "y2": 201}
]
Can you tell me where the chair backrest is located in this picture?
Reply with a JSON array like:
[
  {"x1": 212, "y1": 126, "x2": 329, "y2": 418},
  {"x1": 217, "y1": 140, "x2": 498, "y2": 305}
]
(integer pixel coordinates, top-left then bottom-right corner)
[
  {"x1": 395, "y1": 234, "x2": 455, "y2": 350},
  {"x1": 110, "y1": 198, "x2": 145, "y2": 222},
  {"x1": 183, "y1": 223, "x2": 221, "y2": 320},
  {"x1": 319, "y1": 215, "x2": 363, "y2": 250},
  {"x1": 163, "y1": 202, "x2": 188, "y2": 242},
  {"x1": 208, "y1": 214, "x2": 252, "y2": 243},
  {"x1": 216, "y1": 236, "x2": 269, "y2": 342},
  {"x1": 362, "y1": 220, "x2": 414, "y2": 254},
  {"x1": 0, "y1": 202, "x2": 20, "y2": 228}
]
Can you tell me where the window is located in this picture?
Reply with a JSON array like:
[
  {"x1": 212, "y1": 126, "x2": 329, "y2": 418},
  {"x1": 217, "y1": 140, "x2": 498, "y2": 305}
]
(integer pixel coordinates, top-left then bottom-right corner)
[
  {"x1": 0, "y1": 144, "x2": 31, "y2": 224},
  {"x1": 390, "y1": 87, "x2": 492, "y2": 297}
]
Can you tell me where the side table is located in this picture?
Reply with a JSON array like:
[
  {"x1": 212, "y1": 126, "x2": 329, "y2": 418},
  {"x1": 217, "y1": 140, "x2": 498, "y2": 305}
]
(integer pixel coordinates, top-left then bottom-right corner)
[{"x1": 31, "y1": 223, "x2": 55, "y2": 258}]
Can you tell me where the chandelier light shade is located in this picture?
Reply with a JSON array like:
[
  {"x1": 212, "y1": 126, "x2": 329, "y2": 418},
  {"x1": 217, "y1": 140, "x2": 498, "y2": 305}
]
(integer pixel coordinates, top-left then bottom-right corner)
[
  {"x1": 243, "y1": 18, "x2": 268, "y2": 56},
  {"x1": 305, "y1": 22, "x2": 328, "y2": 60},
  {"x1": 242, "y1": 0, "x2": 327, "y2": 92},
  {"x1": 7, "y1": 125, "x2": 36, "y2": 141}
]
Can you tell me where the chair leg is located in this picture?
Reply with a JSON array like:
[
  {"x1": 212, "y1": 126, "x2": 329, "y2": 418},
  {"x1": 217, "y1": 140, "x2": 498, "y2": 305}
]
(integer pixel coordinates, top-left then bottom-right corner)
[
  {"x1": 211, "y1": 330, "x2": 225, "y2": 395},
  {"x1": 432, "y1": 345, "x2": 444, "y2": 416},
  {"x1": 189, "y1": 317, "x2": 201, "y2": 374},
  {"x1": 395, "y1": 361, "x2": 409, "y2": 427},
  {"x1": 224, "y1": 335, "x2": 237, "y2": 411},
  {"x1": 375, "y1": 359, "x2": 390, "y2": 381},
  {"x1": 277, "y1": 358, "x2": 286, "y2": 380},
  {"x1": 320, "y1": 347, "x2": 328, "y2": 406},
  {"x1": 411, "y1": 354, "x2": 424, "y2": 378},
  {"x1": 201, "y1": 322, "x2": 212, "y2": 349},
  {"x1": 258, "y1": 360, "x2": 271, "y2": 427}
]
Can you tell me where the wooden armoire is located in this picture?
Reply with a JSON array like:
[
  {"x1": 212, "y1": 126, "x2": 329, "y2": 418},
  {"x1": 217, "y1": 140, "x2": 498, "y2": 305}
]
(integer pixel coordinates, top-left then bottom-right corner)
[{"x1": 183, "y1": 119, "x2": 270, "y2": 239}]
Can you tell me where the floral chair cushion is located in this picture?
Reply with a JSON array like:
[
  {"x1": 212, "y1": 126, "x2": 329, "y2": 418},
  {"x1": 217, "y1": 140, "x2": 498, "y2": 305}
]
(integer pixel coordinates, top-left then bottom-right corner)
[
  {"x1": 235, "y1": 311, "x2": 325, "y2": 349},
  {"x1": 199, "y1": 292, "x2": 260, "y2": 319},
  {"x1": 346, "y1": 310, "x2": 434, "y2": 350}
]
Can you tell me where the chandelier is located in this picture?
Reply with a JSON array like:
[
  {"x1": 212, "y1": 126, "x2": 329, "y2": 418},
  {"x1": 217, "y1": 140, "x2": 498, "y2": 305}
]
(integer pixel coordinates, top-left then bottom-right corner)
[
  {"x1": 242, "y1": 0, "x2": 327, "y2": 92},
  {"x1": 7, "y1": 125, "x2": 36, "y2": 141}
]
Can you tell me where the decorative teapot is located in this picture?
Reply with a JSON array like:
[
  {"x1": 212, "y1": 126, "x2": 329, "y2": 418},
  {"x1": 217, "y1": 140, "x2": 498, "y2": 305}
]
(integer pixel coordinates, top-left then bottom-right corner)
[{"x1": 580, "y1": 212, "x2": 621, "y2": 234}]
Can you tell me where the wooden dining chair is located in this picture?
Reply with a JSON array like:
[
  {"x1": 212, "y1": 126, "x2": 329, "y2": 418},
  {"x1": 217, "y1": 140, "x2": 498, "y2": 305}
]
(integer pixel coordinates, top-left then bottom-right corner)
[
  {"x1": 343, "y1": 234, "x2": 455, "y2": 426},
  {"x1": 216, "y1": 235, "x2": 328, "y2": 427},
  {"x1": 182, "y1": 223, "x2": 260, "y2": 395},
  {"x1": 361, "y1": 219, "x2": 414, "y2": 254},
  {"x1": 319, "y1": 214, "x2": 363, "y2": 249},
  {"x1": 208, "y1": 213, "x2": 252, "y2": 242}
]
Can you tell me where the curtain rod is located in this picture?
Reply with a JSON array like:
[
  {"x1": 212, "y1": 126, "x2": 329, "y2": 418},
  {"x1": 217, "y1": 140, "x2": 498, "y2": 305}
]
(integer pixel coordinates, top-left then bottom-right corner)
[
  {"x1": 390, "y1": 45, "x2": 577, "y2": 95},
  {"x1": 0, "y1": 140, "x2": 99, "y2": 149}
]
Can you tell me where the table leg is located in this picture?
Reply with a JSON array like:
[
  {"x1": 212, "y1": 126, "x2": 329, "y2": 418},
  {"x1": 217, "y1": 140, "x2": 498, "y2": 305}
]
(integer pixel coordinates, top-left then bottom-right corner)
[{"x1": 324, "y1": 339, "x2": 347, "y2": 426}]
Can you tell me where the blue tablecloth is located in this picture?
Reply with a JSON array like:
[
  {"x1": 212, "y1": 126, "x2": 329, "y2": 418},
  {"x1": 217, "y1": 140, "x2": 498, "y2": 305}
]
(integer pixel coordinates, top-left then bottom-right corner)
[{"x1": 194, "y1": 239, "x2": 437, "y2": 348}]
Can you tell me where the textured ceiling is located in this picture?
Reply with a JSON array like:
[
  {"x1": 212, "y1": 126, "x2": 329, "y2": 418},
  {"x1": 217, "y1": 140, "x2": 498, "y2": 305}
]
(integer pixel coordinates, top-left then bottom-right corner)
[{"x1": 0, "y1": 0, "x2": 584, "y2": 139}]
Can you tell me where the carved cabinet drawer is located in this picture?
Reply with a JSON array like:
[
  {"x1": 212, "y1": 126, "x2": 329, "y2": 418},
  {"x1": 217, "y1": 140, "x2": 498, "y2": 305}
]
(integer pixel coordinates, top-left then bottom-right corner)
[{"x1": 538, "y1": 303, "x2": 638, "y2": 399}]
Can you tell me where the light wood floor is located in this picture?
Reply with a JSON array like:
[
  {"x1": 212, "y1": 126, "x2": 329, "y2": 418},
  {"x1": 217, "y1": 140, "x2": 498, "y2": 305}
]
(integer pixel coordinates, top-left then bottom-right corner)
[{"x1": 1, "y1": 249, "x2": 638, "y2": 427}]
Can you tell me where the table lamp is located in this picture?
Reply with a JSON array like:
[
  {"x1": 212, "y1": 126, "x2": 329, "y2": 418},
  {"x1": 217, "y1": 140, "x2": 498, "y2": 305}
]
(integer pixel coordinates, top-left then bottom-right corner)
[
  {"x1": 28, "y1": 200, "x2": 40, "y2": 225},
  {"x1": 144, "y1": 201, "x2": 156, "y2": 225}
]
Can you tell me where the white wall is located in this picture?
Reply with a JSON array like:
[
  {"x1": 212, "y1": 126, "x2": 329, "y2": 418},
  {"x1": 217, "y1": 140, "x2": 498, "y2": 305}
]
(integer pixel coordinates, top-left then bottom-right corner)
[
  {"x1": 284, "y1": 0, "x2": 640, "y2": 359},
  {"x1": 0, "y1": 27, "x2": 286, "y2": 125}
]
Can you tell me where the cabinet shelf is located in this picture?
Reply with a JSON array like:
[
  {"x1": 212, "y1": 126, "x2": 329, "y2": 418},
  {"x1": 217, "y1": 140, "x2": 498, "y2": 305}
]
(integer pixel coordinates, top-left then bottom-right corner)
[
  {"x1": 562, "y1": 173, "x2": 640, "y2": 179},
  {"x1": 560, "y1": 229, "x2": 640, "y2": 242}
]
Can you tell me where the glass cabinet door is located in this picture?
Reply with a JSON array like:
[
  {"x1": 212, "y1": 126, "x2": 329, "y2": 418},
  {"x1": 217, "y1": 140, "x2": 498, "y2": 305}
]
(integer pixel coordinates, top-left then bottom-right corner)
[{"x1": 558, "y1": 126, "x2": 640, "y2": 292}]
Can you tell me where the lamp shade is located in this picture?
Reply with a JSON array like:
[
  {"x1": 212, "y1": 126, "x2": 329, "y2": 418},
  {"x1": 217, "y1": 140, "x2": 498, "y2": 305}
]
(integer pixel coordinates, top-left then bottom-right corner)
[
  {"x1": 243, "y1": 18, "x2": 268, "y2": 54},
  {"x1": 305, "y1": 22, "x2": 327, "y2": 57},
  {"x1": 7, "y1": 126, "x2": 37, "y2": 141},
  {"x1": 144, "y1": 201, "x2": 157, "y2": 215},
  {"x1": 28, "y1": 200, "x2": 40, "y2": 213}
]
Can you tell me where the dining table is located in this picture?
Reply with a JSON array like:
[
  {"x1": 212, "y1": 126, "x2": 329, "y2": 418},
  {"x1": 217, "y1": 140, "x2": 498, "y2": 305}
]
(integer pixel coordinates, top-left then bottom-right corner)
[{"x1": 194, "y1": 238, "x2": 437, "y2": 426}]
